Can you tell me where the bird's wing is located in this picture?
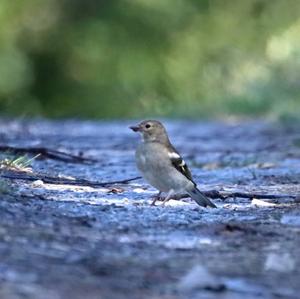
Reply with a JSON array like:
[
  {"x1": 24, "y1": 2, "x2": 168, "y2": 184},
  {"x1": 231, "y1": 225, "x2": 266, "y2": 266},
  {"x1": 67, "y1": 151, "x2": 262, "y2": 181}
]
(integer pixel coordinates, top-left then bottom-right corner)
[{"x1": 167, "y1": 149, "x2": 195, "y2": 185}]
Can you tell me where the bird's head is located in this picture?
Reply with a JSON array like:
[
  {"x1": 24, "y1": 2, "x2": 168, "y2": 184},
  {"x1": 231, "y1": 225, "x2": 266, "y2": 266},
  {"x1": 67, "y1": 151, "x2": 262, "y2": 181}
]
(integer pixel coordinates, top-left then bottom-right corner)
[{"x1": 130, "y1": 120, "x2": 169, "y2": 143}]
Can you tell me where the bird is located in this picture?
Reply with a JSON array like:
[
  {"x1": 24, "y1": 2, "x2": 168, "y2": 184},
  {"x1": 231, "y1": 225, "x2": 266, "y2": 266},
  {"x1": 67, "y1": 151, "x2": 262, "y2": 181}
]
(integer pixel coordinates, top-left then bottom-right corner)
[{"x1": 130, "y1": 120, "x2": 216, "y2": 208}]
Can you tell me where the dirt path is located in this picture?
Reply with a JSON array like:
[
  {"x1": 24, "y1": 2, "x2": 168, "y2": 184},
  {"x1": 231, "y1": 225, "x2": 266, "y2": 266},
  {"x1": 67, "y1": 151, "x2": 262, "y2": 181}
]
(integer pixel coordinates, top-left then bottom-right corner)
[{"x1": 0, "y1": 119, "x2": 300, "y2": 299}]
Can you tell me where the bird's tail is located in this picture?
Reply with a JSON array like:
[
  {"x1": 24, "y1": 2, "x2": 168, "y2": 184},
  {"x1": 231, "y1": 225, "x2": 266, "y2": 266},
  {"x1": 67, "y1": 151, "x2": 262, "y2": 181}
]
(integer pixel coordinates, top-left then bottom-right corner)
[{"x1": 187, "y1": 186, "x2": 217, "y2": 208}]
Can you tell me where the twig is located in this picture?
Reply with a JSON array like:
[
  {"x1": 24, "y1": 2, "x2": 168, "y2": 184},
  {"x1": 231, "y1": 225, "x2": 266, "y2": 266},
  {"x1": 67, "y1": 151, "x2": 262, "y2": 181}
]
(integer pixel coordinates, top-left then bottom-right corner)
[
  {"x1": 0, "y1": 171, "x2": 141, "y2": 187},
  {"x1": 180, "y1": 190, "x2": 298, "y2": 200},
  {"x1": 1, "y1": 171, "x2": 298, "y2": 200},
  {"x1": 0, "y1": 145, "x2": 97, "y2": 164},
  {"x1": 213, "y1": 191, "x2": 297, "y2": 200}
]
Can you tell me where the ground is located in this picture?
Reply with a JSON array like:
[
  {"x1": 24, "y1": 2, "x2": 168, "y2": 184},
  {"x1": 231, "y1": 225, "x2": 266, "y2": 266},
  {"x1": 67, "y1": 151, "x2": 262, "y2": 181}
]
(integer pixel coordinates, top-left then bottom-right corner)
[{"x1": 0, "y1": 118, "x2": 300, "y2": 299}]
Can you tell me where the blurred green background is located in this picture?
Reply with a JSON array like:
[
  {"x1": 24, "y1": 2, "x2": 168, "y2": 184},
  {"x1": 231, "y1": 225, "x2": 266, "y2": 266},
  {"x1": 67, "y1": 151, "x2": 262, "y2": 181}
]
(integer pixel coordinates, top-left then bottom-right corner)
[{"x1": 0, "y1": 0, "x2": 300, "y2": 120}]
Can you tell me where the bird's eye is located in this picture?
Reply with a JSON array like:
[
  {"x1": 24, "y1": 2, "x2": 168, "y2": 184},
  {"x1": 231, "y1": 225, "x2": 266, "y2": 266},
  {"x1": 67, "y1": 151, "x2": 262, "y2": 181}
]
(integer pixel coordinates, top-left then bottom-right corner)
[{"x1": 145, "y1": 124, "x2": 151, "y2": 129}]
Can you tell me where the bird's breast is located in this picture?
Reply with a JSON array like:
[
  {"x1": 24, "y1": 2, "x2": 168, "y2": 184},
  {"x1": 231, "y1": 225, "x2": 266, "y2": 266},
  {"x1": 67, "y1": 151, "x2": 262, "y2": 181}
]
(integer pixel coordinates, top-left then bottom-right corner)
[
  {"x1": 135, "y1": 144, "x2": 155, "y2": 171},
  {"x1": 138, "y1": 152, "x2": 147, "y2": 165}
]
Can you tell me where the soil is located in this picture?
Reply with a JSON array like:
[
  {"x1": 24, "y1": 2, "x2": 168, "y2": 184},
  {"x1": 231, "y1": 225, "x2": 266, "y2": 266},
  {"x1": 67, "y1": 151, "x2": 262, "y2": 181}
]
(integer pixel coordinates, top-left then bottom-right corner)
[{"x1": 0, "y1": 118, "x2": 300, "y2": 299}]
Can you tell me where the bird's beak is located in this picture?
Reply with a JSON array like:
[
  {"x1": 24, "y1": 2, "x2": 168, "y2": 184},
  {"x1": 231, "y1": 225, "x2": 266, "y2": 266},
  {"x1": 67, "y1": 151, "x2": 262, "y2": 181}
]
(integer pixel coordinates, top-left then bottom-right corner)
[{"x1": 129, "y1": 124, "x2": 141, "y2": 132}]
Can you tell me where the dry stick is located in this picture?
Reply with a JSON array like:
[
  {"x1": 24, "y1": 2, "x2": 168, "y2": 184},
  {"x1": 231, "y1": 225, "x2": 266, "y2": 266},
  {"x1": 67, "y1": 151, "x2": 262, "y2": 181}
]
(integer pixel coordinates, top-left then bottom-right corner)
[
  {"x1": 1, "y1": 172, "x2": 298, "y2": 200},
  {"x1": 0, "y1": 145, "x2": 97, "y2": 164},
  {"x1": 1, "y1": 172, "x2": 142, "y2": 187},
  {"x1": 178, "y1": 191, "x2": 298, "y2": 201},
  {"x1": 217, "y1": 191, "x2": 297, "y2": 200}
]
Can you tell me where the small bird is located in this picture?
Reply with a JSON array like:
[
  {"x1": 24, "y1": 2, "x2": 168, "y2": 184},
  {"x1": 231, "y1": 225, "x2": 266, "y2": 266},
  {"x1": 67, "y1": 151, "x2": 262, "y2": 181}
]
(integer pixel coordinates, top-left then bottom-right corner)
[{"x1": 130, "y1": 120, "x2": 216, "y2": 208}]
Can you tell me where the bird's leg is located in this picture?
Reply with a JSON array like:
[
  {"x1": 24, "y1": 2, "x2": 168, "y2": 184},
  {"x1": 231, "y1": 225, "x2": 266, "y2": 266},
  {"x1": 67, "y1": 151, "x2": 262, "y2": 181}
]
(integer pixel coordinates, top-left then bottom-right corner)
[
  {"x1": 161, "y1": 189, "x2": 175, "y2": 206},
  {"x1": 151, "y1": 191, "x2": 162, "y2": 206}
]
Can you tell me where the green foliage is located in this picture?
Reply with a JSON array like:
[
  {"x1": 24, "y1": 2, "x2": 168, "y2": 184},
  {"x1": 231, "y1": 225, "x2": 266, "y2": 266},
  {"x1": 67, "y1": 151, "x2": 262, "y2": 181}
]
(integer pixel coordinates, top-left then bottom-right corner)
[
  {"x1": 0, "y1": 0, "x2": 300, "y2": 119},
  {"x1": 0, "y1": 154, "x2": 40, "y2": 171}
]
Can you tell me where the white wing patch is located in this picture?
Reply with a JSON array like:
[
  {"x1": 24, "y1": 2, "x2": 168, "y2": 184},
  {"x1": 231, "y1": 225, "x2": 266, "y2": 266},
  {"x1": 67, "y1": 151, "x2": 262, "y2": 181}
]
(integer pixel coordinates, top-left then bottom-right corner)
[
  {"x1": 168, "y1": 152, "x2": 186, "y2": 167},
  {"x1": 168, "y1": 152, "x2": 180, "y2": 159}
]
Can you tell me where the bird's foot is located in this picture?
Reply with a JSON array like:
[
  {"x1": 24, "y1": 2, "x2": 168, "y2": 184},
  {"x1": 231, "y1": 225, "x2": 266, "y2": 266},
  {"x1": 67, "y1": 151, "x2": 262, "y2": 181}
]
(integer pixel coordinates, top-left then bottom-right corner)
[
  {"x1": 161, "y1": 189, "x2": 175, "y2": 206},
  {"x1": 161, "y1": 197, "x2": 171, "y2": 206},
  {"x1": 150, "y1": 198, "x2": 158, "y2": 206},
  {"x1": 150, "y1": 192, "x2": 163, "y2": 206}
]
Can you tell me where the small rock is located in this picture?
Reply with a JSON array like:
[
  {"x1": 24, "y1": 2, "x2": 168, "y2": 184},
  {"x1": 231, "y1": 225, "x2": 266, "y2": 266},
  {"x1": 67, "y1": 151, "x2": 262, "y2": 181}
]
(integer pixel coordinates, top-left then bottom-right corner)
[
  {"x1": 133, "y1": 188, "x2": 147, "y2": 193},
  {"x1": 265, "y1": 253, "x2": 295, "y2": 272},
  {"x1": 280, "y1": 214, "x2": 300, "y2": 226},
  {"x1": 224, "y1": 278, "x2": 266, "y2": 295},
  {"x1": 107, "y1": 187, "x2": 124, "y2": 194},
  {"x1": 31, "y1": 180, "x2": 44, "y2": 187},
  {"x1": 178, "y1": 265, "x2": 224, "y2": 292},
  {"x1": 251, "y1": 198, "x2": 276, "y2": 207},
  {"x1": 179, "y1": 266, "x2": 266, "y2": 295}
]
